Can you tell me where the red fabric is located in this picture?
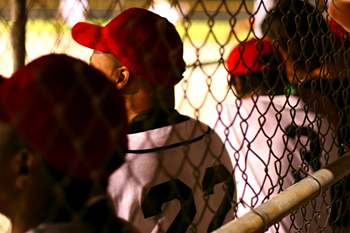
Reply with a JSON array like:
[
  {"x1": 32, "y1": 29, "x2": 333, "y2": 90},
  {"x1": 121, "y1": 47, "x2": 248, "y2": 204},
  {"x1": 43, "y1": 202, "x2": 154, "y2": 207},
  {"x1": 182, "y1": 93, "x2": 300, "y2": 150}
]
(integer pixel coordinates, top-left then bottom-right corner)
[
  {"x1": 0, "y1": 76, "x2": 9, "y2": 122},
  {"x1": 72, "y1": 23, "x2": 109, "y2": 52},
  {"x1": 72, "y1": 8, "x2": 186, "y2": 87},
  {"x1": 0, "y1": 54, "x2": 128, "y2": 180},
  {"x1": 226, "y1": 38, "x2": 282, "y2": 76},
  {"x1": 328, "y1": 18, "x2": 350, "y2": 42}
]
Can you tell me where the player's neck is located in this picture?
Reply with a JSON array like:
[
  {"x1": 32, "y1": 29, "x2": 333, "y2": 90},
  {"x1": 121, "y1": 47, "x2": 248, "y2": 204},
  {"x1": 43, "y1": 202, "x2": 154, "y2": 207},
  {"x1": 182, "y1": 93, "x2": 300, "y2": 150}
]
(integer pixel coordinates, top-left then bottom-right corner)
[{"x1": 125, "y1": 89, "x2": 175, "y2": 124}]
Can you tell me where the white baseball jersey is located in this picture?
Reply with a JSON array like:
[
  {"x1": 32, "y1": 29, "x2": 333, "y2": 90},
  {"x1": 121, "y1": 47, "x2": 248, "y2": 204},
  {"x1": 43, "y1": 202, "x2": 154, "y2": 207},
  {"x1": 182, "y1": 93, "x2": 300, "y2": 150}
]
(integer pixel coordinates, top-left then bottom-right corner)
[
  {"x1": 206, "y1": 95, "x2": 337, "y2": 232},
  {"x1": 253, "y1": 0, "x2": 275, "y2": 37},
  {"x1": 108, "y1": 110, "x2": 236, "y2": 233},
  {"x1": 148, "y1": 2, "x2": 180, "y2": 24},
  {"x1": 58, "y1": 0, "x2": 89, "y2": 28}
]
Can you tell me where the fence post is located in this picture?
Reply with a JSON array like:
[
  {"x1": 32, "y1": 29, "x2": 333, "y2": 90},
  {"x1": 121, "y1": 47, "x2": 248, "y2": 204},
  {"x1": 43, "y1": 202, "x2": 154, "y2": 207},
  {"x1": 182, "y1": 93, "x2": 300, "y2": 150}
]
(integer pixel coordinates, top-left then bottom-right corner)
[{"x1": 11, "y1": 0, "x2": 26, "y2": 72}]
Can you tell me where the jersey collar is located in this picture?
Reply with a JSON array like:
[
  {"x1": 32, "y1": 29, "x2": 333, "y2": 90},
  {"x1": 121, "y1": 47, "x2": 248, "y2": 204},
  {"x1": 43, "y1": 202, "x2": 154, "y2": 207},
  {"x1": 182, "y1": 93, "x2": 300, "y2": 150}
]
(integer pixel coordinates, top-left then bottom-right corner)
[{"x1": 129, "y1": 108, "x2": 190, "y2": 134}]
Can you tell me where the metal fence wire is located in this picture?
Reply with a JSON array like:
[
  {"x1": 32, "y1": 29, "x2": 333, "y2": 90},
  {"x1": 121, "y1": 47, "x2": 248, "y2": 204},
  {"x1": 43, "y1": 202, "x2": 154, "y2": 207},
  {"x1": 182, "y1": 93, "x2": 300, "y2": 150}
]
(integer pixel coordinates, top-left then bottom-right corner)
[{"x1": 0, "y1": 0, "x2": 350, "y2": 232}]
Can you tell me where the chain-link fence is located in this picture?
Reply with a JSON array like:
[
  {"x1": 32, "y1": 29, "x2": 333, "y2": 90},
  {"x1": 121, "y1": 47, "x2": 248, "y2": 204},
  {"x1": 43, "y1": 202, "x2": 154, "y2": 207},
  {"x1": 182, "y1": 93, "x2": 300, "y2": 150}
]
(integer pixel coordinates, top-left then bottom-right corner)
[{"x1": 0, "y1": 0, "x2": 350, "y2": 232}]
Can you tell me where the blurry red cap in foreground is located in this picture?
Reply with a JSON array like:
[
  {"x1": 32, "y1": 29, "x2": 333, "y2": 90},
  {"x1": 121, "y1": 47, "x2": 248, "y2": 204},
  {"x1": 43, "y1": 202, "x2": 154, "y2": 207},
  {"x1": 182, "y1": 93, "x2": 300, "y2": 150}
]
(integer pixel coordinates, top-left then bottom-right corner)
[{"x1": 0, "y1": 54, "x2": 128, "y2": 180}]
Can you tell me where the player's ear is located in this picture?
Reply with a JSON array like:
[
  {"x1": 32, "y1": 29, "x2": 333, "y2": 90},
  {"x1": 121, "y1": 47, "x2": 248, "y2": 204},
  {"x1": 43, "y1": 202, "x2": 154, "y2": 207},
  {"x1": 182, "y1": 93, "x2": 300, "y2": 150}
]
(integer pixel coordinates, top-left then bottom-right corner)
[
  {"x1": 232, "y1": 75, "x2": 243, "y2": 97},
  {"x1": 115, "y1": 66, "x2": 139, "y2": 95},
  {"x1": 12, "y1": 148, "x2": 37, "y2": 190},
  {"x1": 115, "y1": 66, "x2": 130, "y2": 90}
]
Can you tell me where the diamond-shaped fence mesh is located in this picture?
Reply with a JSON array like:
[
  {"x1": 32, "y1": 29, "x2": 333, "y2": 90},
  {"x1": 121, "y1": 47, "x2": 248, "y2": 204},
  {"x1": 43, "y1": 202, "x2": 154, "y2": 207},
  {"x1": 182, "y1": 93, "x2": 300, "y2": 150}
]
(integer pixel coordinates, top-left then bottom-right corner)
[{"x1": 1, "y1": 0, "x2": 350, "y2": 232}]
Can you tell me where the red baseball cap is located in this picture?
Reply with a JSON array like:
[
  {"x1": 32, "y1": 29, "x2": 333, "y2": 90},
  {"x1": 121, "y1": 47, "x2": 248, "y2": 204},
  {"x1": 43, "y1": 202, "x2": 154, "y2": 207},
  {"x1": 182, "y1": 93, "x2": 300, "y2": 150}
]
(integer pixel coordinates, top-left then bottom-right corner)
[
  {"x1": 72, "y1": 8, "x2": 186, "y2": 87},
  {"x1": 226, "y1": 38, "x2": 282, "y2": 76},
  {"x1": 0, "y1": 54, "x2": 128, "y2": 180}
]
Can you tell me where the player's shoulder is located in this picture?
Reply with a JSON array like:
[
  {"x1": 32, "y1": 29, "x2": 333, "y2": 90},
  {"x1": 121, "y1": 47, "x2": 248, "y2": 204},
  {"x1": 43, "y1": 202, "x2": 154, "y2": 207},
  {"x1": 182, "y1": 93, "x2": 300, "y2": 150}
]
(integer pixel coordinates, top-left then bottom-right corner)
[
  {"x1": 172, "y1": 116, "x2": 226, "y2": 144},
  {"x1": 185, "y1": 118, "x2": 230, "y2": 148},
  {"x1": 168, "y1": 116, "x2": 210, "y2": 136}
]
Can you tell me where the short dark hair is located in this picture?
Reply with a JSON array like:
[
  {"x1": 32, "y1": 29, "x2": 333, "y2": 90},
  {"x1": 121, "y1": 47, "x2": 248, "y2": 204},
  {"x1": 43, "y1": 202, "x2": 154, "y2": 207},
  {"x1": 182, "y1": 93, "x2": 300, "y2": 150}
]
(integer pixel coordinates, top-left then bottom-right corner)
[{"x1": 261, "y1": 0, "x2": 329, "y2": 73}]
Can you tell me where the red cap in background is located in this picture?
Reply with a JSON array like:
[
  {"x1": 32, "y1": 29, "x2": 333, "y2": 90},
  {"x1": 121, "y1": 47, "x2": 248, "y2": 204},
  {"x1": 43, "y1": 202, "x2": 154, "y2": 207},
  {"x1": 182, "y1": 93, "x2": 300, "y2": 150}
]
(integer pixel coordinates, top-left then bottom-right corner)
[{"x1": 226, "y1": 38, "x2": 282, "y2": 76}]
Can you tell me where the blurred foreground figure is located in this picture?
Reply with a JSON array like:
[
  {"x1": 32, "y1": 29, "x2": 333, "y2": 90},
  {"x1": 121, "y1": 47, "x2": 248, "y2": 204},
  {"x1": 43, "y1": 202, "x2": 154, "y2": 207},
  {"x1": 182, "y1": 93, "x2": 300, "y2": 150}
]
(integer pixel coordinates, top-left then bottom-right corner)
[
  {"x1": 262, "y1": 0, "x2": 328, "y2": 84},
  {"x1": 0, "y1": 54, "x2": 139, "y2": 233},
  {"x1": 261, "y1": 0, "x2": 336, "y2": 124},
  {"x1": 206, "y1": 38, "x2": 337, "y2": 232},
  {"x1": 263, "y1": 1, "x2": 350, "y2": 227},
  {"x1": 72, "y1": 8, "x2": 236, "y2": 233},
  {"x1": 329, "y1": 0, "x2": 350, "y2": 32}
]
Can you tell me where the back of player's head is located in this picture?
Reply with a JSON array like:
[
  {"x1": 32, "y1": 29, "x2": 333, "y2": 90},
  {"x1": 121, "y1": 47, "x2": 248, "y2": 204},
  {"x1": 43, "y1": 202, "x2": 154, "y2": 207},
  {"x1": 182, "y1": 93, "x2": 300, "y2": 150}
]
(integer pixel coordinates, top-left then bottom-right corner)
[
  {"x1": 261, "y1": 0, "x2": 329, "y2": 73},
  {"x1": 0, "y1": 54, "x2": 128, "y2": 182},
  {"x1": 72, "y1": 7, "x2": 186, "y2": 87},
  {"x1": 0, "y1": 76, "x2": 28, "y2": 164},
  {"x1": 226, "y1": 38, "x2": 286, "y2": 96}
]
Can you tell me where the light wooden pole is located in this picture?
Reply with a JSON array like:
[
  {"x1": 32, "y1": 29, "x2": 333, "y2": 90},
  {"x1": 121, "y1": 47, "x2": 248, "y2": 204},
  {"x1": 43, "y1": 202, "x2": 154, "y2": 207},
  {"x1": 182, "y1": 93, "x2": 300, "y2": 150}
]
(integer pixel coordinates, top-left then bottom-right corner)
[
  {"x1": 11, "y1": 0, "x2": 26, "y2": 72},
  {"x1": 214, "y1": 152, "x2": 350, "y2": 233}
]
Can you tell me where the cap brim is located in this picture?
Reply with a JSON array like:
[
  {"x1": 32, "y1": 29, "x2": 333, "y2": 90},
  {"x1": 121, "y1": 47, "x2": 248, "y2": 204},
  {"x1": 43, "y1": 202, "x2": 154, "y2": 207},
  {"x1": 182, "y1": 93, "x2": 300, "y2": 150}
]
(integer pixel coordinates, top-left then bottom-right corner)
[{"x1": 72, "y1": 22, "x2": 109, "y2": 52}]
